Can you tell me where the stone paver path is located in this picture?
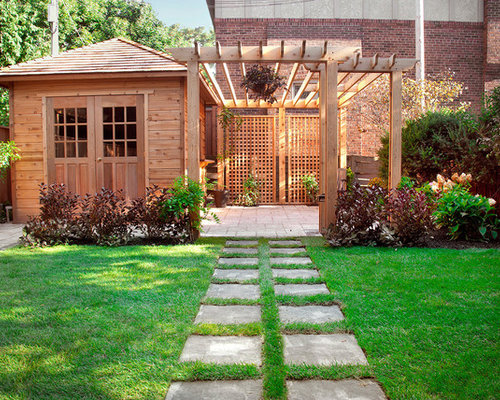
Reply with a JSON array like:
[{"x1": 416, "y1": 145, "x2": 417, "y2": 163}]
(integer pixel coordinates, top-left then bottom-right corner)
[
  {"x1": 213, "y1": 269, "x2": 259, "y2": 281},
  {"x1": 166, "y1": 238, "x2": 384, "y2": 400},
  {"x1": 272, "y1": 268, "x2": 320, "y2": 279},
  {"x1": 0, "y1": 224, "x2": 23, "y2": 251},
  {"x1": 218, "y1": 257, "x2": 258, "y2": 266},
  {"x1": 195, "y1": 305, "x2": 261, "y2": 324},
  {"x1": 205, "y1": 283, "x2": 260, "y2": 300}
]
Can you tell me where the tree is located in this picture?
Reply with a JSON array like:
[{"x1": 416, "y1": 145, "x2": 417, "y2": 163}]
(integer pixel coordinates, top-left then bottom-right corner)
[{"x1": 0, "y1": 0, "x2": 215, "y2": 126}]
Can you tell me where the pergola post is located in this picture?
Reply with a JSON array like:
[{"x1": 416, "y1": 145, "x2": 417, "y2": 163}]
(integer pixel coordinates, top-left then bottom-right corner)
[
  {"x1": 339, "y1": 107, "x2": 347, "y2": 169},
  {"x1": 319, "y1": 61, "x2": 339, "y2": 232},
  {"x1": 187, "y1": 61, "x2": 200, "y2": 182},
  {"x1": 389, "y1": 70, "x2": 402, "y2": 189}
]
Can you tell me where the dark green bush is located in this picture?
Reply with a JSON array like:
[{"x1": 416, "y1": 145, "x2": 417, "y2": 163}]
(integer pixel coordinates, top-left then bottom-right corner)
[{"x1": 378, "y1": 90, "x2": 500, "y2": 185}]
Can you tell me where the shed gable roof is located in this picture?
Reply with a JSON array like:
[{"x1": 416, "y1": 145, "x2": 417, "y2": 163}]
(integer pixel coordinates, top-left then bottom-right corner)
[{"x1": 0, "y1": 38, "x2": 186, "y2": 77}]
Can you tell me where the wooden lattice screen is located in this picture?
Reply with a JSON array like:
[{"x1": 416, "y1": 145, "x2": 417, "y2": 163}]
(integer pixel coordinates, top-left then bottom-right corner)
[
  {"x1": 225, "y1": 113, "x2": 319, "y2": 204},
  {"x1": 287, "y1": 115, "x2": 320, "y2": 203},
  {"x1": 227, "y1": 116, "x2": 277, "y2": 204}
]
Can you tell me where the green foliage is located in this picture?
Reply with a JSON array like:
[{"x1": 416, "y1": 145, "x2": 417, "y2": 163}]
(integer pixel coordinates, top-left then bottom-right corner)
[
  {"x1": 0, "y1": 0, "x2": 215, "y2": 125},
  {"x1": 236, "y1": 174, "x2": 261, "y2": 207},
  {"x1": 397, "y1": 176, "x2": 415, "y2": 189},
  {"x1": 434, "y1": 185, "x2": 499, "y2": 241},
  {"x1": 161, "y1": 176, "x2": 217, "y2": 232},
  {"x1": 378, "y1": 110, "x2": 499, "y2": 185},
  {"x1": 345, "y1": 167, "x2": 355, "y2": 190},
  {"x1": 0, "y1": 140, "x2": 20, "y2": 181},
  {"x1": 300, "y1": 174, "x2": 319, "y2": 202}
]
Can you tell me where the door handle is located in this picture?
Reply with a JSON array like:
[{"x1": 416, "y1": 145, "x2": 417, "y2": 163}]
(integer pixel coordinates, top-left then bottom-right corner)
[{"x1": 97, "y1": 157, "x2": 102, "y2": 162}]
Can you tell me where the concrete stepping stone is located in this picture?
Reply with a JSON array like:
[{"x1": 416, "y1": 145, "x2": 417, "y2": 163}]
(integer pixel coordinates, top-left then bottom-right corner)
[
  {"x1": 166, "y1": 380, "x2": 262, "y2": 400},
  {"x1": 270, "y1": 257, "x2": 312, "y2": 265},
  {"x1": 180, "y1": 335, "x2": 262, "y2": 364},
  {"x1": 279, "y1": 305, "x2": 344, "y2": 324},
  {"x1": 223, "y1": 247, "x2": 258, "y2": 255},
  {"x1": 283, "y1": 334, "x2": 368, "y2": 366},
  {"x1": 195, "y1": 305, "x2": 261, "y2": 324},
  {"x1": 272, "y1": 269, "x2": 319, "y2": 279},
  {"x1": 274, "y1": 284, "x2": 329, "y2": 296},
  {"x1": 270, "y1": 247, "x2": 306, "y2": 255},
  {"x1": 219, "y1": 257, "x2": 258, "y2": 266},
  {"x1": 287, "y1": 379, "x2": 386, "y2": 400},
  {"x1": 269, "y1": 240, "x2": 302, "y2": 246},
  {"x1": 226, "y1": 240, "x2": 258, "y2": 246},
  {"x1": 205, "y1": 284, "x2": 260, "y2": 300},
  {"x1": 213, "y1": 269, "x2": 259, "y2": 282}
]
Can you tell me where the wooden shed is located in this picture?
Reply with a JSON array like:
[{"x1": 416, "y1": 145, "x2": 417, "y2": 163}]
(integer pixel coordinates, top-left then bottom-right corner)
[{"x1": 0, "y1": 38, "x2": 218, "y2": 222}]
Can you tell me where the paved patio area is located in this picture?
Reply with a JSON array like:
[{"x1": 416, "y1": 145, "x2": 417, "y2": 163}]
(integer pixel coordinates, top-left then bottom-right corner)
[
  {"x1": 201, "y1": 205, "x2": 320, "y2": 237},
  {"x1": 0, "y1": 224, "x2": 23, "y2": 250}
]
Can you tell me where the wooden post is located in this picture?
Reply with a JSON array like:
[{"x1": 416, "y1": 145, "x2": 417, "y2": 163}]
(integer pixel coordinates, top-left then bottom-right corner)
[
  {"x1": 339, "y1": 107, "x2": 347, "y2": 169},
  {"x1": 389, "y1": 71, "x2": 402, "y2": 189},
  {"x1": 216, "y1": 106, "x2": 224, "y2": 190},
  {"x1": 319, "y1": 66, "x2": 327, "y2": 231},
  {"x1": 325, "y1": 61, "x2": 338, "y2": 229},
  {"x1": 278, "y1": 107, "x2": 286, "y2": 203},
  {"x1": 187, "y1": 61, "x2": 200, "y2": 182}
]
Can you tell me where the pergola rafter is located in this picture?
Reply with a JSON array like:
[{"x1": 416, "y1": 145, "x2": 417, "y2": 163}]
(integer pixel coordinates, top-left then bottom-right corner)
[{"x1": 168, "y1": 41, "x2": 416, "y2": 233}]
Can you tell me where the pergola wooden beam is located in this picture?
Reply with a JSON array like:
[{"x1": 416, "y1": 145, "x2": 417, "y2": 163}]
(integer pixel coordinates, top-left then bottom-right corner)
[
  {"x1": 292, "y1": 70, "x2": 313, "y2": 106},
  {"x1": 338, "y1": 73, "x2": 383, "y2": 108},
  {"x1": 281, "y1": 63, "x2": 300, "y2": 106},
  {"x1": 200, "y1": 63, "x2": 225, "y2": 103},
  {"x1": 222, "y1": 62, "x2": 237, "y2": 105}
]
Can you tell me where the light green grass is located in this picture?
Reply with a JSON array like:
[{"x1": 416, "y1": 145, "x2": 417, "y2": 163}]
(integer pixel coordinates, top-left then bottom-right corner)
[{"x1": 303, "y1": 236, "x2": 500, "y2": 400}]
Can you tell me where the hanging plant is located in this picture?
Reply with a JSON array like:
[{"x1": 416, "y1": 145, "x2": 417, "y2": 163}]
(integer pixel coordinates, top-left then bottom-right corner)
[{"x1": 241, "y1": 65, "x2": 286, "y2": 104}]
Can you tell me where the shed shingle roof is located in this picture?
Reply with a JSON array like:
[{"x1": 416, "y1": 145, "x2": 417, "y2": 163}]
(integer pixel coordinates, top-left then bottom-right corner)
[{"x1": 0, "y1": 38, "x2": 186, "y2": 77}]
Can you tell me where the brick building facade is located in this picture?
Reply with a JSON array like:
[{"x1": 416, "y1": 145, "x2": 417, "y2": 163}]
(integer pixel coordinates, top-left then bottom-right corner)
[{"x1": 207, "y1": 0, "x2": 498, "y2": 157}]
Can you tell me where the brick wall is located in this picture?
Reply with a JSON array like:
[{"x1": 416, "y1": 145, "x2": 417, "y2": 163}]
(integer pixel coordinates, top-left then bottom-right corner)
[
  {"x1": 214, "y1": 16, "x2": 490, "y2": 157},
  {"x1": 485, "y1": 0, "x2": 500, "y2": 92}
]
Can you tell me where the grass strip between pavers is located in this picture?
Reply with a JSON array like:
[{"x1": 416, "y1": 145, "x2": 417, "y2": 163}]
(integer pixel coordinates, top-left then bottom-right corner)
[
  {"x1": 193, "y1": 322, "x2": 262, "y2": 336},
  {"x1": 258, "y1": 239, "x2": 287, "y2": 400},
  {"x1": 273, "y1": 277, "x2": 324, "y2": 285}
]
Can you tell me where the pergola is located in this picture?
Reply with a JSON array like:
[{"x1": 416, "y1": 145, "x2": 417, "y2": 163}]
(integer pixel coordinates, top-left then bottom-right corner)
[{"x1": 169, "y1": 41, "x2": 416, "y2": 232}]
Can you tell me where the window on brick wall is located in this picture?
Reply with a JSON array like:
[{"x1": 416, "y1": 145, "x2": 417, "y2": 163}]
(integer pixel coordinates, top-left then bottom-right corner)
[{"x1": 292, "y1": 81, "x2": 319, "y2": 100}]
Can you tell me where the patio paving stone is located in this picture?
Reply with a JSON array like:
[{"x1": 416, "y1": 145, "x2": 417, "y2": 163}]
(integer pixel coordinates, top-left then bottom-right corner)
[
  {"x1": 278, "y1": 305, "x2": 344, "y2": 324},
  {"x1": 219, "y1": 257, "x2": 259, "y2": 266},
  {"x1": 179, "y1": 335, "x2": 262, "y2": 364},
  {"x1": 226, "y1": 240, "x2": 259, "y2": 246},
  {"x1": 195, "y1": 305, "x2": 261, "y2": 324},
  {"x1": 270, "y1": 257, "x2": 312, "y2": 265},
  {"x1": 283, "y1": 334, "x2": 368, "y2": 366},
  {"x1": 213, "y1": 269, "x2": 259, "y2": 282},
  {"x1": 269, "y1": 240, "x2": 303, "y2": 246},
  {"x1": 274, "y1": 284, "x2": 329, "y2": 296},
  {"x1": 287, "y1": 380, "x2": 386, "y2": 400},
  {"x1": 269, "y1": 247, "x2": 306, "y2": 255},
  {"x1": 222, "y1": 247, "x2": 258, "y2": 255},
  {"x1": 205, "y1": 284, "x2": 260, "y2": 300},
  {"x1": 272, "y1": 269, "x2": 320, "y2": 279},
  {"x1": 166, "y1": 380, "x2": 262, "y2": 400}
]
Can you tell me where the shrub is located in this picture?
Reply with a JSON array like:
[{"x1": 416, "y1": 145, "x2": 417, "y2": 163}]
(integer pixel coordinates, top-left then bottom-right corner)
[
  {"x1": 79, "y1": 188, "x2": 131, "y2": 246},
  {"x1": 301, "y1": 174, "x2": 319, "y2": 203},
  {"x1": 129, "y1": 185, "x2": 190, "y2": 243},
  {"x1": 22, "y1": 184, "x2": 80, "y2": 246},
  {"x1": 386, "y1": 187, "x2": 435, "y2": 245},
  {"x1": 0, "y1": 140, "x2": 20, "y2": 181},
  {"x1": 327, "y1": 183, "x2": 394, "y2": 247},
  {"x1": 368, "y1": 176, "x2": 387, "y2": 189},
  {"x1": 378, "y1": 107, "x2": 499, "y2": 186},
  {"x1": 434, "y1": 185, "x2": 499, "y2": 241},
  {"x1": 235, "y1": 174, "x2": 260, "y2": 207},
  {"x1": 160, "y1": 176, "x2": 215, "y2": 239},
  {"x1": 345, "y1": 167, "x2": 355, "y2": 191}
]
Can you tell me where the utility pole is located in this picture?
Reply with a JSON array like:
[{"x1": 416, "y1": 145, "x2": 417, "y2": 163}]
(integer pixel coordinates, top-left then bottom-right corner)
[
  {"x1": 48, "y1": 0, "x2": 59, "y2": 57},
  {"x1": 415, "y1": 0, "x2": 425, "y2": 110}
]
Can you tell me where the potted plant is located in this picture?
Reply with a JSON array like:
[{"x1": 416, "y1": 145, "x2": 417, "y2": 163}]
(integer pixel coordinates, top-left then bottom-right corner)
[
  {"x1": 301, "y1": 174, "x2": 319, "y2": 204},
  {"x1": 241, "y1": 65, "x2": 286, "y2": 104}
]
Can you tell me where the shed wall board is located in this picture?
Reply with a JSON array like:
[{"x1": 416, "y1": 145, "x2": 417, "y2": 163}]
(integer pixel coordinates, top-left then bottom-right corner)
[{"x1": 10, "y1": 77, "x2": 185, "y2": 222}]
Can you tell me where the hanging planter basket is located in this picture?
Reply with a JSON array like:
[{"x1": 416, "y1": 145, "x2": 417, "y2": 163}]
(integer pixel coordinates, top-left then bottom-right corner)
[{"x1": 241, "y1": 65, "x2": 286, "y2": 104}]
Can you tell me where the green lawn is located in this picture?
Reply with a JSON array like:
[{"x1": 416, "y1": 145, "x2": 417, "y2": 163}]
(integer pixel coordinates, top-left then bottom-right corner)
[
  {"x1": 0, "y1": 239, "x2": 498, "y2": 399},
  {"x1": 303, "y1": 238, "x2": 500, "y2": 400},
  {"x1": 0, "y1": 240, "x2": 226, "y2": 400}
]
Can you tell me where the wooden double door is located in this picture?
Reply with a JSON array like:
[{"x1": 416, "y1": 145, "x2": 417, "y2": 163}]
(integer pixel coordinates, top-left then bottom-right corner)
[{"x1": 47, "y1": 95, "x2": 145, "y2": 199}]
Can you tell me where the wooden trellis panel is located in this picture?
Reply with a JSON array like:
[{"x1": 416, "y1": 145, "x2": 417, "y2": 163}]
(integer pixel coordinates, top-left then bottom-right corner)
[
  {"x1": 287, "y1": 115, "x2": 320, "y2": 203},
  {"x1": 226, "y1": 116, "x2": 277, "y2": 204}
]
